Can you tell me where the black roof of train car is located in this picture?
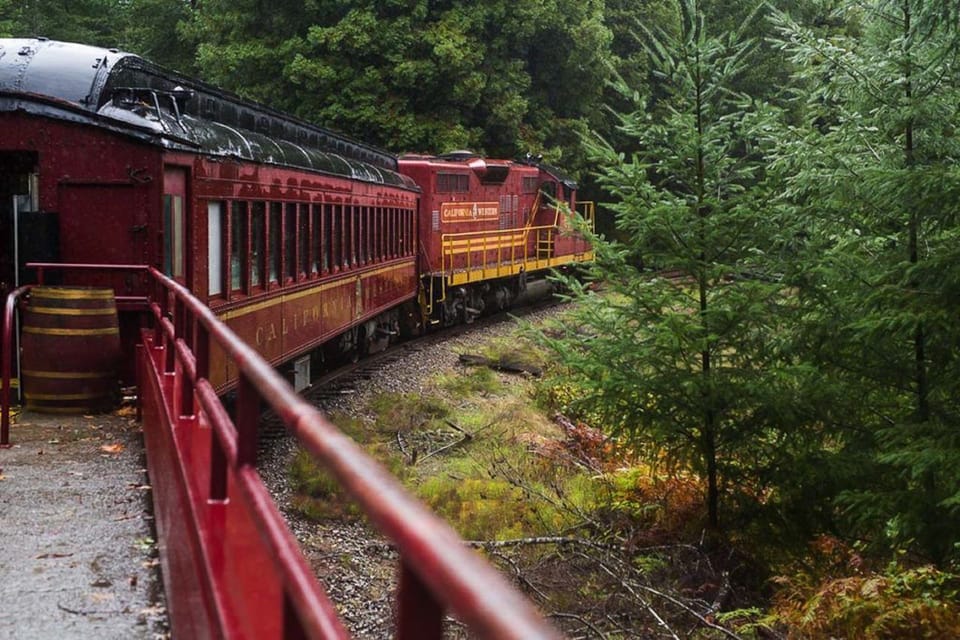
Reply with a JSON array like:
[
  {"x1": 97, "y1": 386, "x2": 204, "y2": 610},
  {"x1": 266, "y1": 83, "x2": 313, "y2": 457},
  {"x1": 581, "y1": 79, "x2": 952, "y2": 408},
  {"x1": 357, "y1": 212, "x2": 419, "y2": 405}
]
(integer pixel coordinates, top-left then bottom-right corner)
[{"x1": 0, "y1": 38, "x2": 418, "y2": 191}]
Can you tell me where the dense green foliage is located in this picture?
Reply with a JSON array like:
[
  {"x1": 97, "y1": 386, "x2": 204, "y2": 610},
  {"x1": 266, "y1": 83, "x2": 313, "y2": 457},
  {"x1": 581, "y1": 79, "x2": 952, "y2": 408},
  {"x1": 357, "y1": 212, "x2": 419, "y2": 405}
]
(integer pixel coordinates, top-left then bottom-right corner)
[
  {"x1": 538, "y1": 0, "x2": 960, "y2": 570},
  {"x1": 770, "y1": 0, "x2": 960, "y2": 563},
  {"x1": 538, "y1": 0, "x2": 791, "y2": 530}
]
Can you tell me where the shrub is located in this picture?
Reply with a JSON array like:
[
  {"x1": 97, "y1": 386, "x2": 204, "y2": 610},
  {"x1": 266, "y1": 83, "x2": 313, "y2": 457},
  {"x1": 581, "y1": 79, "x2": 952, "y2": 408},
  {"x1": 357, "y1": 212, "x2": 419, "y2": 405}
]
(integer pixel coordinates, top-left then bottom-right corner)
[{"x1": 769, "y1": 537, "x2": 960, "y2": 639}]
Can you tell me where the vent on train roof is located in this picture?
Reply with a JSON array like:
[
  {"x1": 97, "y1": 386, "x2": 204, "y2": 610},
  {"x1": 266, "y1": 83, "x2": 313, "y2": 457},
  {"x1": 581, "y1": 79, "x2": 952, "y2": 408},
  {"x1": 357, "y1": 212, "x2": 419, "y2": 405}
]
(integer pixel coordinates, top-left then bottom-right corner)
[{"x1": 438, "y1": 150, "x2": 479, "y2": 161}]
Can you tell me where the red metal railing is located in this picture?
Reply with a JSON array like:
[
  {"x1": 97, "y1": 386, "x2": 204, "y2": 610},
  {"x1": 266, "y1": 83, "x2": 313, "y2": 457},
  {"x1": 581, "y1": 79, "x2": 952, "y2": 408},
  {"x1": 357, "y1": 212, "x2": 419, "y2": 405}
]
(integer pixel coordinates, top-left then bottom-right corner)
[
  {"x1": 142, "y1": 267, "x2": 560, "y2": 639},
  {"x1": 28, "y1": 262, "x2": 152, "y2": 312},
  {"x1": 1, "y1": 285, "x2": 30, "y2": 447}
]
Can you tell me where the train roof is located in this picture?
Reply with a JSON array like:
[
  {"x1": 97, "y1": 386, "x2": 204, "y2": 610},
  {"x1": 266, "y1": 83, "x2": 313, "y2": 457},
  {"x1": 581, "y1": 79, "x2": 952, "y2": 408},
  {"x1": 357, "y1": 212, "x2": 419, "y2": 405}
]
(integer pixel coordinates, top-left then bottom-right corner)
[
  {"x1": 0, "y1": 38, "x2": 418, "y2": 191},
  {"x1": 398, "y1": 152, "x2": 578, "y2": 191}
]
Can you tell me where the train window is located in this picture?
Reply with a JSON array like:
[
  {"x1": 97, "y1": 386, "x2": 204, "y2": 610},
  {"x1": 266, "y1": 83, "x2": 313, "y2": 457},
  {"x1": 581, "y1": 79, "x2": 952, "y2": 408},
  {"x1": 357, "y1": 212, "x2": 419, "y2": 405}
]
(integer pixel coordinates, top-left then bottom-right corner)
[
  {"x1": 285, "y1": 203, "x2": 297, "y2": 281},
  {"x1": 350, "y1": 206, "x2": 358, "y2": 267},
  {"x1": 269, "y1": 203, "x2": 281, "y2": 284},
  {"x1": 332, "y1": 204, "x2": 345, "y2": 269},
  {"x1": 344, "y1": 205, "x2": 353, "y2": 268},
  {"x1": 162, "y1": 194, "x2": 185, "y2": 279},
  {"x1": 380, "y1": 208, "x2": 387, "y2": 260},
  {"x1": 379, "y1": 207, "x2": 385, "y2": 261},
  {"x1": 372, "y1": 207, "x2": 380, "y2": 262},
  {"x1": 354, "y1": 207, "x2": 362, "y2": 266},
  {"x1": 299, "y1": 203, "x2": 310, "y2": 278},
  {"x1": 392, "y1": 209, "x2": 398, "y2": 257},
  {"x1": 349, "y1": 209, "x2": 354, "y2": 265},
  {"x1": 385, "y1": 208, "x2": 392, "y2": 259},
  {"x1": 230, "y1": 201, "x2": 248, "y2": 293},
  {"x1": 311, "y1": 204, "x2": 321, "y2": 275},
  {"x1": 358, "y1": 206, "x2": 367, "y2": 265},
  {"x1": 251, "y1": 202, "x2": 265, "y2": 288},
  {"x1": 364, "y1": 206, "x2": 371, "y2": 264},
  {"x1": 406, "y1": 209, "x2": 413, "y2": 256},
  {"x1": 391, "y1": 208, "x2": 398, "y2": 258},
  {"x1": 437, "y1": 172, "x2": 469, "y2": 193},
  {"x1": 207, "y1": 202, "x2": 224, "y2": 297},
  {"x1": 368, "y1": 206, "x2": 375, "y2": 262},
  {"x1": 369, "y1": 207, "x2": 376, "y2": 262},
  {"x1": 322, "y1": 204, "x2": 332, "y2": 273},
  {"x1": 522, "y1": 176, "x2": 539, "y2": 194}
]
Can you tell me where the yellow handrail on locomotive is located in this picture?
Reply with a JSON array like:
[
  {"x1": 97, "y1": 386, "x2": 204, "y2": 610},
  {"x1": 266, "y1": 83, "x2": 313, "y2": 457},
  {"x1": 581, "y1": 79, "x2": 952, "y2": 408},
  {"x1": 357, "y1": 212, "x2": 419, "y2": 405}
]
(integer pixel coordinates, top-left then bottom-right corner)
[
  {"x1": 439, "y1": 224, "x2": 592, "y2": 287},
  {"x1": 429, "y1": 200, "x2": 594, "y2": 304}
]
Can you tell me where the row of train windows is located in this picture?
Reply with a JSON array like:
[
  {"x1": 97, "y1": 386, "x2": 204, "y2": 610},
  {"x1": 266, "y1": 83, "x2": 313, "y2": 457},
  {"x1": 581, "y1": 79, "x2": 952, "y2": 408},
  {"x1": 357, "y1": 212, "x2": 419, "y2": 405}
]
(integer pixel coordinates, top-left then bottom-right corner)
[{"x1": 206, "y1": 201, "x2": 415, "y2": 298}]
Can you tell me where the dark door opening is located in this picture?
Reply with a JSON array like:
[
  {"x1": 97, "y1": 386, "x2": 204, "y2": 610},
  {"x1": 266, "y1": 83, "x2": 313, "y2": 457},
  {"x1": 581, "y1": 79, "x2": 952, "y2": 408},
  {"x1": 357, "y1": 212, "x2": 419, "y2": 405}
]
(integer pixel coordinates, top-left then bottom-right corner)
[{"x1": 0, "y1": 151, "x2": 54, "y2": 295}]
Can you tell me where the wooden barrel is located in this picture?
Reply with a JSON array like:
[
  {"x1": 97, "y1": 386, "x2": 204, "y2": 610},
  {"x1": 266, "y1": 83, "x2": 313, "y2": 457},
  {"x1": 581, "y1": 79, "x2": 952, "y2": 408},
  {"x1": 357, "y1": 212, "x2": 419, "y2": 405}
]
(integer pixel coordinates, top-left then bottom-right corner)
[{"x1": 20, "y1": 287, "x2": 121, "y2": 413}]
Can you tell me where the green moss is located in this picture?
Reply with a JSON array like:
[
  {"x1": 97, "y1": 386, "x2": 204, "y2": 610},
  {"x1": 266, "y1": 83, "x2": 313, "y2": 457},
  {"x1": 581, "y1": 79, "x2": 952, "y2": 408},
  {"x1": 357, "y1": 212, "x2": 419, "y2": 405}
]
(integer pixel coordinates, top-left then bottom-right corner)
[
  {"x1": 368, "y1": 392, "x2": 450, "y2": 433},
  {"x1": 436, "y1": 366, "x2": 502, "y2": 397}
]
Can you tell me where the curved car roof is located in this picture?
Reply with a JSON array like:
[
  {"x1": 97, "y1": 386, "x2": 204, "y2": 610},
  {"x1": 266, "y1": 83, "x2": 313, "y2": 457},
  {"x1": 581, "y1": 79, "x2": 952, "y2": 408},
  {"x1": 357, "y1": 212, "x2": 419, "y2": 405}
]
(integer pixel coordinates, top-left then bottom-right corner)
[{"x1": 0, "y1": 38, "x2": 418, "y2": 191}]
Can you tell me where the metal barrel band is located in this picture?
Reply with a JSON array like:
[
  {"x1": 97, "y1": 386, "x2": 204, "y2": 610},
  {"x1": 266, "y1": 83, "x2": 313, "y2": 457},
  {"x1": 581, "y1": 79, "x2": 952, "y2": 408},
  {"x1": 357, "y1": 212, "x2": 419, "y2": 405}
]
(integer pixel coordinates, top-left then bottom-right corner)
[
  {"x1": 25, "y1": 306, "x2": 119, "y2": 316},
  {"x1": 30, "y1": 288, "x2": 117, "y2": 300}
]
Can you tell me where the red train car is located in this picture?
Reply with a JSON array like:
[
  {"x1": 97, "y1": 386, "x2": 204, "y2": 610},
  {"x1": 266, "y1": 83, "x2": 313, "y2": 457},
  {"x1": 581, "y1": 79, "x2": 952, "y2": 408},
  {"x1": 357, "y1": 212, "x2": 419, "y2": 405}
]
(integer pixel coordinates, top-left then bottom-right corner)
[
  {"x1": 0, "y1": 38, "x2": 420, "y2": 391},
  {"x1": 1, "y1": 38, "x2": 593, "y2": 396},
  {"x1": 399, "y1": 152, "x2": 594, "y2": 326}
]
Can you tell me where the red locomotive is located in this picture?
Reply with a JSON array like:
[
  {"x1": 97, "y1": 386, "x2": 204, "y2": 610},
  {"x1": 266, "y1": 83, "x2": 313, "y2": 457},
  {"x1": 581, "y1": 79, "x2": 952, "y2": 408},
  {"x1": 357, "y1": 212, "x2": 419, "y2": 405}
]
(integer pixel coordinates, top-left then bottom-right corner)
[{"x1": 0, "y1": 38, "x2": 593, "y2": 397}]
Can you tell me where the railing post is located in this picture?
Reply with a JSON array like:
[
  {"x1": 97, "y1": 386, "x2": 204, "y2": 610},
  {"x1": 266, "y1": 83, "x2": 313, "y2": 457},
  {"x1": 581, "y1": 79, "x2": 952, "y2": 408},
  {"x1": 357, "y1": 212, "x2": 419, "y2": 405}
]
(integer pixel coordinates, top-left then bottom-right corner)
[
  {"x1": 236, "y1": 373, "x2": 259, "y2": 467},
  {"x1": 282, "y1": 593, "x2": 308, "y2": 640},
  {"x1": 179, "y1": 311, "x2": 195, "y2": 418},
  {"x1": 153, "y1": 279, "x2": 166, "y2": 347},
  {"x1": 1, "y1": 286, "x2": 30, "y2": 448},
  {"x1": 396, "y1": 560, "x2": 443, "y2": 640},
  {"x1": 209, "y1": 432, "x2": 228, "y2": 501},
  {"x1": 166, "y1": 297, "x2": 179, "y2": 374}
]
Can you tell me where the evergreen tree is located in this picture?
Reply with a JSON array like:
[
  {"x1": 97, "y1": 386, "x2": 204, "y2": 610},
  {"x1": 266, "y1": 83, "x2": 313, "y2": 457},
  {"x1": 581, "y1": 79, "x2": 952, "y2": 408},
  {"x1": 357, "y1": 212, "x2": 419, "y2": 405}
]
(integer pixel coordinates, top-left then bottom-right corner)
[
  {"x1": 0, "y1": 0, "x2": 15, "y2": 37},
  {"x1": 4, "y1": 0, "x2": 122, "y2": 46},
  {"x1": 118, "y1": 0, "x2": 198, "y2": 74},
  {"x1": 537, "y1": 0, "x2": 792, "y2": 529},
  {"x1": 773, "y1": 0, "x2": 960, "y2": 562},
  {"x1": 184, "y1": 0, "x2": 613, "y2": 160}
]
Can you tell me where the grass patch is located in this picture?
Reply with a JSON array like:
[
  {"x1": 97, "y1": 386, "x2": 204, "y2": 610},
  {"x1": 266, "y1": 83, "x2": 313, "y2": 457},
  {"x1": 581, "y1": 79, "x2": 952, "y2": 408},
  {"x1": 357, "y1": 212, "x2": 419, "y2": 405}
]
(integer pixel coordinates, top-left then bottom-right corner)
[
  {"x1": 436, "y1": 366, "x2": 502, "y2": 397},
  {"x1": 288, "y1": 411, "x2": 409, "y2": 522},
  {"x1": 368, "y1": 392, "x2": 450, "y2": 433},
  {"x1": 475, "y1": 335, "x2": 549, "y2": 373}
]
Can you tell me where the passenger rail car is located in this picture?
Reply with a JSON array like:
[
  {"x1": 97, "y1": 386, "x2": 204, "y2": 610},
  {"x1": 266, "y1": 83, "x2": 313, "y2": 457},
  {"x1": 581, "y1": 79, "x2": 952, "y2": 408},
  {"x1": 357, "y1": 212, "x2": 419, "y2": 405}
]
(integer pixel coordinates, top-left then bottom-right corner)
[
  {"x1": 0, "y1": 38, "x2": 592, "y2": 392},
  {"x1": 0, "y1": 38, "x2": 420, "y2": 390}
]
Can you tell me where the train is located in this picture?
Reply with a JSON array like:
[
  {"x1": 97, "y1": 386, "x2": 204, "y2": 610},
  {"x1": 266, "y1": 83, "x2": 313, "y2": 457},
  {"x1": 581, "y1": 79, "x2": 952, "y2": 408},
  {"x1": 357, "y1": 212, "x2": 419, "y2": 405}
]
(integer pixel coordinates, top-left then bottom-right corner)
[{"x1": 0, "y1": 37, "x2": 593, "y2": 395}]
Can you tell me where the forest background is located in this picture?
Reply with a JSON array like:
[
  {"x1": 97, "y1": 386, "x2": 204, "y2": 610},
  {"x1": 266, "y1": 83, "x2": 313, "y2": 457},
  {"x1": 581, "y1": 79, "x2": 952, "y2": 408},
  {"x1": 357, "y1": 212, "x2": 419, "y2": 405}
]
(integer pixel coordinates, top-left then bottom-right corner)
[{"x1": 3, "y1": 1, "x2": 960, "y2": 637}]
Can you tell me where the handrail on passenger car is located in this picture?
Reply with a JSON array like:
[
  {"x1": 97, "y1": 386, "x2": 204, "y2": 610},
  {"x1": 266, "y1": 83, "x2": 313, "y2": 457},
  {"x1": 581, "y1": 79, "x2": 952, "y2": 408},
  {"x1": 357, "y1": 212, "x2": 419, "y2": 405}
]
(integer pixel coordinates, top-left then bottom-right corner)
[
  {"x1": 145, "y1": 267, "x2": 560, "y2": 639},
  {"x1": 1, "y1": 285, "x2": 31, "y2": 447}
]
